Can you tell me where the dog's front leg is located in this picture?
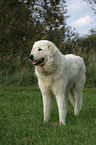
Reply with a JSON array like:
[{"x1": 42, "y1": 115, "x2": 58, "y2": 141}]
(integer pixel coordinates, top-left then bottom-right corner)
[
  {"x1": 56, "y1": 94, "x2": 68, "y2": 125},
  {"x1": 42, "y1": 93, "x2": 53, "y2": 122}
]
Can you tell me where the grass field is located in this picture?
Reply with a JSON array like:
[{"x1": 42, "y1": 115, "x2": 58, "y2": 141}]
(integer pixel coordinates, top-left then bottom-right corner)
[{"x1": 0, "y1": 85, "x2": 96, "y2": 145}]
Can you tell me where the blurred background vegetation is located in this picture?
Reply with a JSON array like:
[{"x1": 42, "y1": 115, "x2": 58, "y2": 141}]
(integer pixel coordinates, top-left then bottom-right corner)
[{"x1": 0, "y1": 0, "x2": 96, "y2": 87}]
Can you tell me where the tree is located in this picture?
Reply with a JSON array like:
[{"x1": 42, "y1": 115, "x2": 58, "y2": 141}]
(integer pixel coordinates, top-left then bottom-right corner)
[
  {"x1": 0, "y1": 0, "x2": 47, "y2": 54},
  {"x1": 81, "y1": 28, "x2": 96, "y2": 52},
  {"x1": 0, "y1": 0, "x2": 69, "y2": 75},
  {"x1": 83, "y1": 0, "x2": 96, "y2": 13},
  {"x1": 0, "y1": 0, "x2": 68, "y2": 53},
  {"x1": 28, "y1": 0, "x2": 68, "y2": 46}
]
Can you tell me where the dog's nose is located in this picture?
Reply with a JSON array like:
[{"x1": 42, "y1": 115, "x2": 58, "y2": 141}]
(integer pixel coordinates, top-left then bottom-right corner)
[{"x1": 29, "y1": 54, "x2": 34, "y2": 61}]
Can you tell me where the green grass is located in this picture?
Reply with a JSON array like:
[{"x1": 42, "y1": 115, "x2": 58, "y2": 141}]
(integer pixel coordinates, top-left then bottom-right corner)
[{"x1": 0, "y1": 85, "x2": 96, "y2": 145}]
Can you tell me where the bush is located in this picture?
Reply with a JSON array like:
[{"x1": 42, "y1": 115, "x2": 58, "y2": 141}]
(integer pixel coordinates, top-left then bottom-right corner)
[
  {"x1": 86, "y1": 64, "x2": 96, "y2": 87},
  {"x1": 0, "y1": 69, "x2": 37, "y2": 86}
]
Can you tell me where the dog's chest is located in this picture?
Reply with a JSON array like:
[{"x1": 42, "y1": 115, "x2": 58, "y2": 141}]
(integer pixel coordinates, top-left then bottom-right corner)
[
  {"x1": 35, "y1": 66, "x2": 63, "y2": 88},
  {"x1": 39, "y1": 74, "x2": 55, "y2": 87}
]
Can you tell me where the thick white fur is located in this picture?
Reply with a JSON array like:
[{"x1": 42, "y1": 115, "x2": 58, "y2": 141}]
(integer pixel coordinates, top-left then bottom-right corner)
[{"x1": 30, "y1": 40, "x2": 86, "y2": 125}]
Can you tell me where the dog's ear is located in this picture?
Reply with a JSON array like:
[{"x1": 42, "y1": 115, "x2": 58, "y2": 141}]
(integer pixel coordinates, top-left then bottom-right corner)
[{"x1": 48, "y1": 43, "x2": 57, "y2": 57}]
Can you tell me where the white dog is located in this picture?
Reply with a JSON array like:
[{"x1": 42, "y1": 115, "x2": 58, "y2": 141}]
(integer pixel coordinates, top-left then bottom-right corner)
[{"x1": 29, "y1": 40, "x2": 86, "y2": 125}]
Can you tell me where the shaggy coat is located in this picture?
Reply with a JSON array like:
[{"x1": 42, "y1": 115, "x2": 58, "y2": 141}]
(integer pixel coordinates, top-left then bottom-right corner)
[{"x1": 29, "y1": 40, "x2": 86, "y2": 125}]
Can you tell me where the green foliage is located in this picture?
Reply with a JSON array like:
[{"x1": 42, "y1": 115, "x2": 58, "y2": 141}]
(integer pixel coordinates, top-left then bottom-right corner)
[
  {"x1": 0, "y1": 0, "x2": 33, "y2": 53},
  {"x1": 0, "y1": 70, "x2": 37, "y2": 86},
  {"x1": 0, "y1": 86, "x2": 96, "y2": 145},
  {"x1": 0, "y1": 0, "x2": 67, "y2": 54},
  {"x1": 78, "y1": 29, "x2": 96, "y2": 53},
  {"x1": 0, "y1": 0, "x2": 96, "y2": 86},
  {"x1": 0, "y1": 0, "x2": 68, "y2": 86},
  {"x1": 86, "y1": 64, "x2": 96, "y2": 87}
]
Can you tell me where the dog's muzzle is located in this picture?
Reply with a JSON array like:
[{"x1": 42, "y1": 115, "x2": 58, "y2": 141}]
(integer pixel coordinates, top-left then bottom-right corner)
[{"x1": 29, "y1": 54, "x2": 44, "y2": 66}]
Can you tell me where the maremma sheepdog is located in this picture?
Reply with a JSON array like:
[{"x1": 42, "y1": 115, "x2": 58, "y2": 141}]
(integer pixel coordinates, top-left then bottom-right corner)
[{"x1": 29, "y1": 40, "x2": 86, "y2": 125}]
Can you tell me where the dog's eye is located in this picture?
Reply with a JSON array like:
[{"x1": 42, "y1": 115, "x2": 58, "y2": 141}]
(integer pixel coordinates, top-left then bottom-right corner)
[{"x1": 38, "y1": 48, "x2": 42, "y2": 51}]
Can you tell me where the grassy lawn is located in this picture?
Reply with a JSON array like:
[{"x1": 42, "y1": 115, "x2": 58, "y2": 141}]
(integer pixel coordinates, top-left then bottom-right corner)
[{"x1": 0, "y1": 85, "x2": 96, "y2": 145}]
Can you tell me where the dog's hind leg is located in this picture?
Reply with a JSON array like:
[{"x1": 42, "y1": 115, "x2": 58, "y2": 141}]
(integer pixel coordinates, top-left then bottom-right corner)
[
  {"x1": 74, "y1": 90, "x2": 82, "y2": 115},
  {"x1": 73, "y1": 70, "x2": 85, "y2": 115},
  {"x1": 69, "y1": 87, "x2": 82, "y2": 115},
  {"x1": 69, "y1": 88, "x2": 75, "y2": 107}
]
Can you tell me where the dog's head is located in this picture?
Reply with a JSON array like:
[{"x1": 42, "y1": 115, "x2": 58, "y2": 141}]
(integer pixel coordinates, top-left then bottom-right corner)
[{"x1": 29, "y1": 40, "x2": 57, "y2": 66}]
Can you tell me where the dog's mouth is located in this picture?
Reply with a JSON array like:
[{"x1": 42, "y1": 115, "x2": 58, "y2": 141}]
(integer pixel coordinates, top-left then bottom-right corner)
[{"x1": 32, "y1": 58, "x2": 45, "y2": 66}]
